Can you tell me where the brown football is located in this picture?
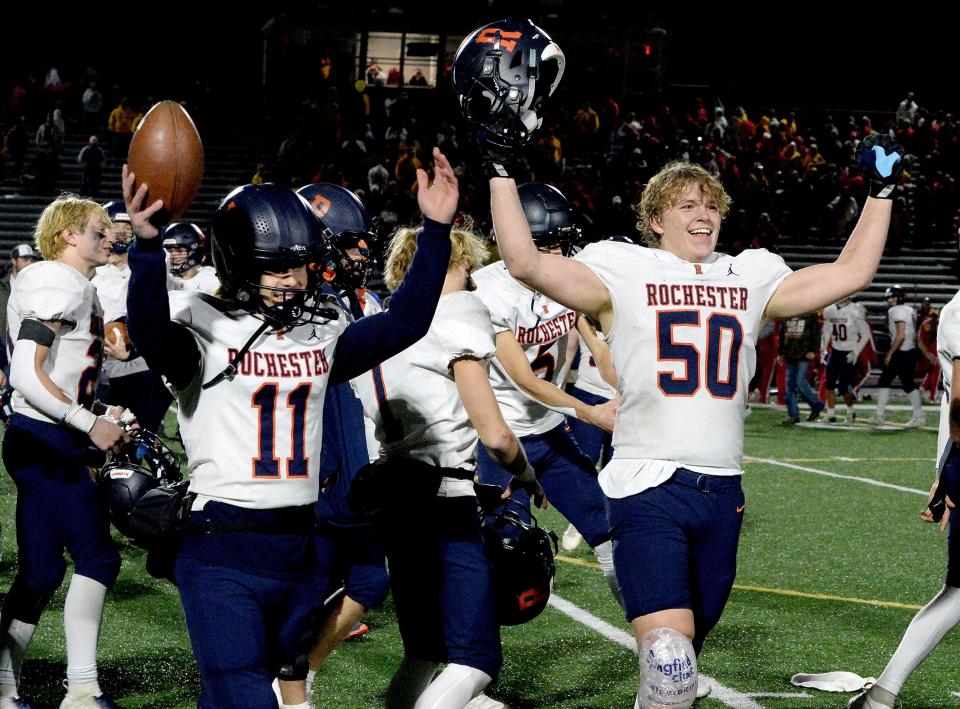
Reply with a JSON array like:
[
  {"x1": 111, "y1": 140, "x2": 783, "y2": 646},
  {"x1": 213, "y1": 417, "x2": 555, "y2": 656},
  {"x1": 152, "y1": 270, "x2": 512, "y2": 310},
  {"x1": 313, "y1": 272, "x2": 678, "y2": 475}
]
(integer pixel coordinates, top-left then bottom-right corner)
[
  {"x1": 127, "y1": 101, "x2": 204, "y2": 221},
  {"x1": 104, "y1": 321, "x2": 131, "y2": 348}
]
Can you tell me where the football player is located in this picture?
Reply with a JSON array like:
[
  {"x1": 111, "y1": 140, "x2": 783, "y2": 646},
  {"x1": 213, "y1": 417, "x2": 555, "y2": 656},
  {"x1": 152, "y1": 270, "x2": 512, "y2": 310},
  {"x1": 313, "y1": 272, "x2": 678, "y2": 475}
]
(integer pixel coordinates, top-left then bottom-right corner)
[
  {"x1": 121, "y1": 147, "x2": 457, "y2": 709},
  {"x1": 0, "y1": 195, "x2": 130, "y2": 709},
  {"x1": 91, "y1": 201, "x2": 174, "y2": 433},
  {"x1": 162, "y1": 222, "x2": 220, "y2": 294},
  {"x1": 485, "y1": 135, "x2": 900, "y2": 706},
  {"x1": 821, "y1": 295, "x2": 870, "y2": 423},
  {"x1": 472, "y1": 182, "x2": 621, "y2": 605},
  {"x1": 352, "y1": 224, "x2": 542, "y2": 709},
  {"x1": 849, "y1": 289, "x2": 960, "y2": 708},
  {"x1": 273, "y1": 184, "x2": 390, "y2": 708},
  {"x1": 869, "y1": 285, "x2": 925, "y2": 427}
]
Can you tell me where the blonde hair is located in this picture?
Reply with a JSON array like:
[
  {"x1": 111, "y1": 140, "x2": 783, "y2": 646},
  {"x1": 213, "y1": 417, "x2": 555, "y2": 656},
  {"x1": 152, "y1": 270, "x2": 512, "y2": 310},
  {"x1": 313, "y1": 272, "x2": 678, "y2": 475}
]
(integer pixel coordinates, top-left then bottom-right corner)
[
  {"x1": 635, "y1": 162, "x2": 732, "y2": 247},
  {"x1": 34, "y1": 193, "x2": 110, "y2": 260},
  {"x1": 383, "y1": 221, "x2": 490, "y2": 291}
]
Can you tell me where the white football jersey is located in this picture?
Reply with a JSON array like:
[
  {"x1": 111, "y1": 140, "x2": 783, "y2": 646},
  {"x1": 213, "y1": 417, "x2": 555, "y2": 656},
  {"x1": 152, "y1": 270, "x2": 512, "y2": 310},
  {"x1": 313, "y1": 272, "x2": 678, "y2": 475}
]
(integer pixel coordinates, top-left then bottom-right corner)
[
  {"x1": 169, "y1": 290, "x2": 348, "y2": 509},
  {"x1": 92, "y1": 262, "x2": 149, "y2": 379},
  {"x1": 573, "y1": 336, "x2": 615, "y2": 399},
  {"x1": 7, "y1": 261, "x2": 103, "y2": 423},
  {"x1": 171, "y1": 266, "x2": 220, "y2": 295},
  {"x1": 472, "y1": 261, "x2": 576, "y2": 436},
  {"x1": 936, "y1": 291, "x2": 960, "y2": 470},
  {"x1": 575, "y1": 243, "x2": 791, "y2": 497},
  {"x1": 352, "y1": 291, "x2": 496, "y2": 470},
  {"x1": 888, "y1": 304, "x2": 917, "y2": 351},
  {"x1": 822, "y1": 301, "x2": 869, "y2": 353}
]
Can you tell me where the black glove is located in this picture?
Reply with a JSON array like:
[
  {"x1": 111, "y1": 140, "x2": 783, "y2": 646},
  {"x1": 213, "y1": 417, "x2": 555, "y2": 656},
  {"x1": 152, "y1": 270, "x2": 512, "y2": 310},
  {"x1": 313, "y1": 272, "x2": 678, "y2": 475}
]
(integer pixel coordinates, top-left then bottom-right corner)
[
  {"x1": 857, "y1": 133, "x2": 904, "y2": 199},
  {"x1": 469, "y1": 127, "x2": 522, "y2": 180}
]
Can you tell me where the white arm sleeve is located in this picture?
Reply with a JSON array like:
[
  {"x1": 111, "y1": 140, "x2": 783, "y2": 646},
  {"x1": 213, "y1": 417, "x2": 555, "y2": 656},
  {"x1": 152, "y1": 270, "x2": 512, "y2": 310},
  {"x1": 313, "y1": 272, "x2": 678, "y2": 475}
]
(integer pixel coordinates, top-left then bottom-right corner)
[{"x1": 9, "y1": 339, "x2": 97, "y2": 432}]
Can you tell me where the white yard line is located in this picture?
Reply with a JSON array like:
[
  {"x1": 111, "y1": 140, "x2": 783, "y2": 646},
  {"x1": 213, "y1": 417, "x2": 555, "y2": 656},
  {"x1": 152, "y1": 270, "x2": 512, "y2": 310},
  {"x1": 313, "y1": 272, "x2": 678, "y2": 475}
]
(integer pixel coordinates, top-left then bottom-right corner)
[
  {"x1": 548, "y1": 594, "x2": 769, "y2": 708},
  {"x1": 742, "y1": 456, "x2": 927, "y2": 496}
]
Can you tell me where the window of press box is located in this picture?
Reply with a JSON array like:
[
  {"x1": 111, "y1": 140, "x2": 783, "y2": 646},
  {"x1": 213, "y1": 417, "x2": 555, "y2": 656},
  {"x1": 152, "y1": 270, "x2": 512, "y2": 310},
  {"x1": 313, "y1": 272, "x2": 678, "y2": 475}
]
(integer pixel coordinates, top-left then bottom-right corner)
[{"x1": 356, "y1": 32, "x2": 440, "y2": 88}]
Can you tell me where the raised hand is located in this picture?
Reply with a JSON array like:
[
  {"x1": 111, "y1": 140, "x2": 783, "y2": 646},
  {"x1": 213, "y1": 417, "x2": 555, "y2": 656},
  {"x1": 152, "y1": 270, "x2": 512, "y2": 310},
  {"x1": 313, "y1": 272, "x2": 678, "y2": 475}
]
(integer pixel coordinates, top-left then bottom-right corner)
[
  {"x1": 416, "y1": 148, "x2": 459, "y2": 224},
  {"x1": 122, "y1": 163, "x2": 165, "y2": 238}
]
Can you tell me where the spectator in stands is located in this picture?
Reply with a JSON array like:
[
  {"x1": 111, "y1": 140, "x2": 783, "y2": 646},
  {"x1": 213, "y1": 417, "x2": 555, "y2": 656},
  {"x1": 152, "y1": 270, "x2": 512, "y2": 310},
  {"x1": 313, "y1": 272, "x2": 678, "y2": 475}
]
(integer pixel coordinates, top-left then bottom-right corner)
[
  {"x1": 4, "y1": 117, "x2": 28, "y2": 177},
  {"x1": 368, "y1": 156, "x2": 390, "y2": 195},
  {"x1": 81, "y1": 82, "x2": 102, "y2": 133},
  {"x1": 394, "y1": 144, "x2": 421, "y2": 191},
  {"x1": 575, "y1": 101, "x2": 601, "y2": 152},
  {"x1": 409, "y1": 69, "x2": 428, "y2": 87},
  {"x1": 21, "y1": 142, "x2": 59, "y2": 195},
  {"x1": 366, "y1": 64, "x2": 384, "y2": 86},
  {"x1": 778, "y1": 313, "x2": 825, "y2": 425},
  {"x1": 106, "y1": 97, "x2": 135, "y2": 158},
  {"x1": 77, "y1": 136, "x2": 104, "y2": 196},
  {"x1": 918, "y1": 303, "x2": 940, "y2": 403},
  {"x1": 896, "y1": 92, "x2": 918, "y2": 125},
  {"x1": 35, "y1": 112, "x2": 62, "y2": 153}
]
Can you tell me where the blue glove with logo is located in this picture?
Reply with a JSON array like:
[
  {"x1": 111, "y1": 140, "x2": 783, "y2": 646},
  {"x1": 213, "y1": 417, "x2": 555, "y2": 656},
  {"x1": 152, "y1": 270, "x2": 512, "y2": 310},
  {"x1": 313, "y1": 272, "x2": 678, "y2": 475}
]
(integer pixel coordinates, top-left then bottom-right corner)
[{"x1": 857, "y1": 133, "x2": 904, "y2": 199}]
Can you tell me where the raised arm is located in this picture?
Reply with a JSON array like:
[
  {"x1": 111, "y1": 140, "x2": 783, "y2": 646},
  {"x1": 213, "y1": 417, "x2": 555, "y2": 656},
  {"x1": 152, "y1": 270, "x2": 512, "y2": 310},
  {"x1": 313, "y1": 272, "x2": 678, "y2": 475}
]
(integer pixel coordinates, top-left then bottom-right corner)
[
  {"x1": 490, "y1": 178, "x2": 611, "y2": 321},
  {"x1": 330, "y1": 148, "x2": 456, "y2": 383},
  {"x1": 765, "y1": 198, "x2": 892, "y2": 319},
  {"x1": 766, "y1": 135, "x2": 903, "y2": 320},
  {"x1": 122, "y1": 165, "x2": 202, "y2": 390}
]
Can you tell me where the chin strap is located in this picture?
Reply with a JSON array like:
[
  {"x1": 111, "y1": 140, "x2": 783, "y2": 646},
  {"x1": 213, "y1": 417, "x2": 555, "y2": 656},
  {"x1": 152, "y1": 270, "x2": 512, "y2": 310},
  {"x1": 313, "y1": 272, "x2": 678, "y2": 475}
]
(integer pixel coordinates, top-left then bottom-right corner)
[{"x1": 201, "y1": 320, "x2": 272, "y2": 390}]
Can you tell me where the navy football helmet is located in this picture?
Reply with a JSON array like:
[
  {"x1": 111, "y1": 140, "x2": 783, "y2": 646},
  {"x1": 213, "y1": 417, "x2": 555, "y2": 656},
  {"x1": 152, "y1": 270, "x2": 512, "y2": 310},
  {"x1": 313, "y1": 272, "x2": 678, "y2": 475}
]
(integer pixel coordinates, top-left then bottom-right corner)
[
  {"x1": 103, "y1": 201, "x2": 133, "y2": 254},
  {"x1": 98, "y1": 428, "x2": 182, "y2": 540},
  {"x1": 162, "y1": 222, "x2": 206, "y2": 275},
  {"x1": 516, "y1": 182, "x2": 581, "y2": 255},
  {"x1": 297, "y1": 183, "x2": 376, "y2": 289},
  {"x1": 482, "y1": 500, "x2": 558, "y2": 626},
  {"x1": 452, "y1": 18, "x2": 565, "y2": 151},
  {"x1": 211, "y1": 184, "x2": 332, "y2": 327}
]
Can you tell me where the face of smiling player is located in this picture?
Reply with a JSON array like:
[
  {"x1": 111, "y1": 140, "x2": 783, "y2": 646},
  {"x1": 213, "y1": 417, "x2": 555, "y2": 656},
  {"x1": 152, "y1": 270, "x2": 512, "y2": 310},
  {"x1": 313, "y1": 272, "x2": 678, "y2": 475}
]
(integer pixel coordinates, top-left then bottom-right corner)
[
  {"x1": 259, "y1": 266, "x2": 309, "y2": 307},
  {"x1": 650, "y1": 181, "x2": 721, "y2": 264}
]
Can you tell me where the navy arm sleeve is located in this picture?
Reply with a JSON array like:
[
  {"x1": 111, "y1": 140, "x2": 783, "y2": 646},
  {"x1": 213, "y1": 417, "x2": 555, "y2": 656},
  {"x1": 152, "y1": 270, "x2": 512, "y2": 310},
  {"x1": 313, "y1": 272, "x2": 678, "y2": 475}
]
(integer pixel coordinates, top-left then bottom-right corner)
[
  {"x1": 127, "y1": 236, "x2": 202, "y2": 389},
  {"x1": 330, "y1": 217, "x2": 451, "y2": 384}
]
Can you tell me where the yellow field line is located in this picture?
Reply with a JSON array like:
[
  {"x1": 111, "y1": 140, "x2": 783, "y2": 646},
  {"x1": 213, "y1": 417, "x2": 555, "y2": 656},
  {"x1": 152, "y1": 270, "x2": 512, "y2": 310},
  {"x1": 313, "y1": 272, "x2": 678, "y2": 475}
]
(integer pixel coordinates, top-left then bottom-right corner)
[{"x1": 555, "y1": 556, "x2": 923, "y2": 610}]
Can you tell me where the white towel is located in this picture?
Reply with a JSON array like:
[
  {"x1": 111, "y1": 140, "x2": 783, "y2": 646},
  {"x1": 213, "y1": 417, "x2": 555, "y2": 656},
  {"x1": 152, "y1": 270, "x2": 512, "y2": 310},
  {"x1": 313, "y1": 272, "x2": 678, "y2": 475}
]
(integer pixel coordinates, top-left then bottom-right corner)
[{"x1": 790, "y1": 671, "x2": 877, "y2": 693}]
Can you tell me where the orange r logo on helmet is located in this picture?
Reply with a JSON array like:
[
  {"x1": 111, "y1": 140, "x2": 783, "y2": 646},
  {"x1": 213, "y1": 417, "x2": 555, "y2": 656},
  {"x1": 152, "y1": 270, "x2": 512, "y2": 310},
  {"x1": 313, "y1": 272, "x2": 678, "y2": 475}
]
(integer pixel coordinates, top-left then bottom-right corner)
[
  {"x1": 476, "y1": 28, "x2": 523, "y2": 53},
  {"x1": 310, "y1": 194, "x2": 332, "y2": 217}
]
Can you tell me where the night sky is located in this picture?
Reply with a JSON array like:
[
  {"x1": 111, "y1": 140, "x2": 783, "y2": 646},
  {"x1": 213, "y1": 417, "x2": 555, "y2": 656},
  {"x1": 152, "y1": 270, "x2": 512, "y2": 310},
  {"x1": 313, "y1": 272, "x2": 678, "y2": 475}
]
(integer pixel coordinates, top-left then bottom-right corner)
[{"x1": 5, "y1": 4, "x2": 953, "y2": 113}]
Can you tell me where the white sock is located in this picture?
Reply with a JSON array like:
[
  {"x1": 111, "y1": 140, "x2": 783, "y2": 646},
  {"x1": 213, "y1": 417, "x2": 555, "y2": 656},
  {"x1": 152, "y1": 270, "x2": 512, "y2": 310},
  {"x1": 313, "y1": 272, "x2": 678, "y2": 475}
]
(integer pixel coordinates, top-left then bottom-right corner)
[
  {"x1": 875, "y1": 585, "x2": 960, "y2": 695},
  {"x1": 63, "y1": 575, "x2": 107, "y2": 688},
  {"x1": 908, "y1": 388, "x2": 923, "y2": 417},
  {"x1": 386, "y1": 657, "x2": 438, "y2": 709},
  {"x1": 414, "y1": 664, "x2": 492, "y2": 709},
  {"x1": 306, "y1": 669, "x2": 316, "y2": 701},
  {"x1": 593, "y1": 541, "x2": 623, "y2": 608},
  {"x1": 875, "y1": 388, "x2": 890, "y2": 418},
  {"x1": 0, "y1": 618, "x2": 37, "y2": 693}
]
